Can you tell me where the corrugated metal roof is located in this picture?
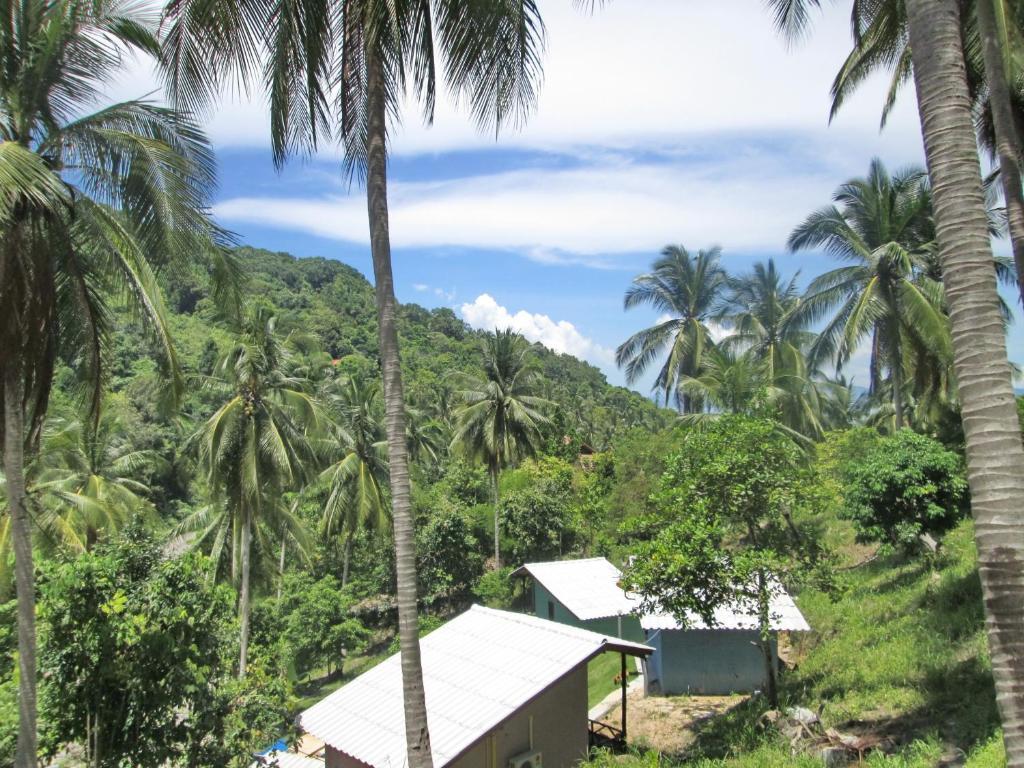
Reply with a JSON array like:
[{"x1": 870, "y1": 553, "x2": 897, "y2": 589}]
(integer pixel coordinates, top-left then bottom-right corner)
[
  {"x1": 515, "y1": 557, "x2": 810, "y2": 632},
  {"x1": 639, "y1": 585, "x2": 811, "y2": 632},
  {"x1": 299, "y1": 605, "x2": 651, "y2": 768},
  {"x1": 513, "y1": 557, "x2": 640, "y2": 620}
]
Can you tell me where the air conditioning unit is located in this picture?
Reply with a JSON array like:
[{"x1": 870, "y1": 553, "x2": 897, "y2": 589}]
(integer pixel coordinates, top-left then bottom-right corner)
[{"x1": 508, "y1": 750, "x2": 542, "y2": 768}]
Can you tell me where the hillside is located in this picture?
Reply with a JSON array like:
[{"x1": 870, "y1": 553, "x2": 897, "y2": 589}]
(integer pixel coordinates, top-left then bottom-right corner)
[
  {"x1": 588, "y1": 516, "x2": 1002, "y2": 768},
  {"x1": 159, "y1": 246, "x2": 666, "y2": 438}
]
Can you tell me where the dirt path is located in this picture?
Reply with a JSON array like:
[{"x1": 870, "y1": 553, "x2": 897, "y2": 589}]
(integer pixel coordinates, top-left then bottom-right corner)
[{"x1": 600, "y1": 690, "x2": 746, "y2": 756}]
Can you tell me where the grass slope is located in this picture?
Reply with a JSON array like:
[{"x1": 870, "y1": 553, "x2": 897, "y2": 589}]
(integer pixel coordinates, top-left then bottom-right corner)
[{"x1": 590, "y1": 519, "x2": 1003, "y2": 767}]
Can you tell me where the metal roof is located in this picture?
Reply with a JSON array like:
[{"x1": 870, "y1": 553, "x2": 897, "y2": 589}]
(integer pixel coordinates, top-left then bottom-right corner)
[
  {"x1": 513, "y1": 557, "x2": 640, "y2": 620},
  {"x1": 299, "y1": 605, "x2": 651, "y2": 768},
  {"x1": 515, "y1": 557, "x2": 810, "y2": 632},
  {"x1": 639, "y1": 586, "x2": 811, "y2": 632}
]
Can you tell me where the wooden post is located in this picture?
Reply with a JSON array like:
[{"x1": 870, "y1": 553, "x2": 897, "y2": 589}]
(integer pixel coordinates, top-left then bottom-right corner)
[{"x1": 620, "y1": 652, "x2": 628, "y2": 743}]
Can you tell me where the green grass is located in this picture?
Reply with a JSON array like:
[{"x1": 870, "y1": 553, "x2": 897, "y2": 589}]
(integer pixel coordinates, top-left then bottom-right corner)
[
  {"x1": 588, "y1": 652, "x2": 639, "y2": 709},
  {"x1": 292, "y1": 650, "x2": 389, "y2": 712},
  {"x1": 586, "y1": 518, "x2": 1004, "y2": 767}
]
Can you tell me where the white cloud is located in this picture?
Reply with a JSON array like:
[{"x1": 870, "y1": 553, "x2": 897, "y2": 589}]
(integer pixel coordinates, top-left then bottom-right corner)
[
  {"x1": 214, "y1": 140, "x2": 879, "y2": 259},
  {"x1": 459, "y1": 294, "x2": 615, "y2": 372},
  {"x1": 412, "y1": 283, "x2": 429, "y2": 292},
  {"x1": 106, "y1": 1, "x2": 923, "y2": 159}
]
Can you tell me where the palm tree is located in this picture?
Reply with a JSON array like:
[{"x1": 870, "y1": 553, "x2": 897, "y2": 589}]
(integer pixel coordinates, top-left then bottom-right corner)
[
  {"x1": 722, "y1": 259, "x2": 842, "y2": 438},
  {"x1": 314, "y1": 376, "x2": 389, "y2": 586},
  {"x1": 823, "y1": 0, "x2": 1024, "y2": 306},
  {"x1": 771, "y1": 1, "x2": 1024, "y2": 760},
  {"x1": 161, "y1": 4, "x2": 545, "y2": 762},
  {"x1": 616, "y1": 246, "x2": 729, "y2": 413},
  {"x1": 788, "y1": 159, "x2": 951, "y2": 429},
  {"x1": 722, "y1": 259, "x2": 815, "y2": 379},
  {"x1": 678, "y1": 346, "x2": 767, "y2": 416},
  {"x1": 31, "y1": 413, "x2": 160, "y2": 553},
  {"x1": 451, "y1": 329, "x2": 551, "y2": 567},
  {"x1": 0, "y1": 411, "x2": 161, "y2": 597},
  {"x1": 194, "y1": 309, "x2": 320, "y2": 676},
  {"x1": 0, "y1": 0, "x2": 226, "y2": 760}
]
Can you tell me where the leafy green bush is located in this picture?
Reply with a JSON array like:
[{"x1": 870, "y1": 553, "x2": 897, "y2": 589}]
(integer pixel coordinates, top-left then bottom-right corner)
[
  {"x1": 841, "y1": 428, "x2": 967, "y2": 552},
  {"x1": 279, "y1": 573, "x2": 369, "y2": 679},
  {"x1": 472, "y1": 567, "x2": 515, "y2": 608},
  {"x1": 36, "y1": 528, "x2": 292, "y2": 767},
  {"x1": 417, "y1": 502, "x2": 484, "y2": 599},
  {"x1": 500, "y1": 478, "x2": 577, "y2": 564}
]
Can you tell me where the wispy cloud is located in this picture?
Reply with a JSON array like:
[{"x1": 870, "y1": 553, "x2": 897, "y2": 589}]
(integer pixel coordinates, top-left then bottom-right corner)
[
  {"x1": 460, "y1": 293, "x2": 615, "y2": 372},
  {"x1": 110, "y1": 1, "x2": 923, "y2": 160},
  {"x1": 214, "y1": 139, "x2": 879, "y2": 261}
]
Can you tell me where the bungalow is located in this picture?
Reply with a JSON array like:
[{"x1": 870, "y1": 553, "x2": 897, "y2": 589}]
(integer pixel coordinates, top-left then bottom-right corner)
[
  {"x1": 514, "y1": 557, "x2": 811, "y2": 696},
  {"x1": 511, "y1": 557, "x2": 645, "y2": 642},
  {"x1": 299, "y1": 605, "x2": 652, "y2": 768}
]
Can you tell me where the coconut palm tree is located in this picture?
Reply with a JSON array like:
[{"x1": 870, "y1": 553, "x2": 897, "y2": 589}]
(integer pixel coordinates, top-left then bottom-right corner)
[
  {"x1": 678, "y1": 347, "x2": 767, "y2": 416},
  {"x1": 450, "y1": 329, "x2": 552, "y2": 567},
  {"x1": 30, "y1": 413, "x2": 160, "y2": 553},
  {"x1": 616, "y1": 246, "x2": 729, "y2": 413},
  {"x1": 721, "y1": 259, "x2": 815, "y2": 379},
  {"x1": 194, "y1": 308, "x2": 321, "y2": 676},
  {"x1": 314, "y1": 376, "x2": 389, "y2": 586},
  {"x1": 771, "y1": 2, "x2": 1024, "y2": 760},
  {"x1": 161, "y1": 4, "x2": 544, "y2": 761},
  {"x1": 787, "y1": 159, "x2": 951, "y2": 428},
  {"x1": 823, "y1": 0, "x2": 1024, "y2": 306},
  {"x1": 0, "y1": 410, "x2": 161, "y2": 597},
  {"x1": 0, "y1": 0, "x2": 228, "y2": 760},
  {"x1": 721, "y1": 259, "x2": 842, "y2": 438}
]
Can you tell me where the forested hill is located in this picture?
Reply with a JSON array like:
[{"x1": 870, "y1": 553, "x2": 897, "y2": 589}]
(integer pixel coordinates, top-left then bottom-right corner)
[{"x1": 152, "y1": 245, "x2": 668, "y2": 443}]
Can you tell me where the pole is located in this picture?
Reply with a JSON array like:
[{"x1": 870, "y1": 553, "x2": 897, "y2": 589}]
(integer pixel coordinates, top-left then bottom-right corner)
[{"x1": 620, "y1": 652, "x2": 628, "y2": 743}]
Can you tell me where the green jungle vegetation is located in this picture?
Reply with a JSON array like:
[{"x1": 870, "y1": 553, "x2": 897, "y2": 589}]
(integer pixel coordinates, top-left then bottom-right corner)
[{"x1": 0, "y1": 236, "x2": 1015, "y2": 766}]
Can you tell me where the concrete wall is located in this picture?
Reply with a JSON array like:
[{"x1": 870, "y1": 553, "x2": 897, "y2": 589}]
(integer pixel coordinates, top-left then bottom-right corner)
[
  {"x1": 325, "y1": 665, "x2": 589, "y2": 768},
  {"x1": 645, "y1": 629, "x2": 779, "y2": 696},
  {"x1": 531, "y1": 583, "x2": 645, "y2": 643}
]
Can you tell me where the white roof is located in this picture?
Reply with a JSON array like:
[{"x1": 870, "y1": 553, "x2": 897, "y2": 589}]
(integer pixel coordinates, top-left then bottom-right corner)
[
  {"x1": 516, "y1": 557, "x2": 809, "y2": 632},
  {"x1": 639, "y1": 586, "x2": 811, "y2": 632},
  {"x1": 299, "y1": 605, "x2": 651, "y2": 767},
  {"x1": 513, "y1": 557, "x2": 640, "y2": 620}
]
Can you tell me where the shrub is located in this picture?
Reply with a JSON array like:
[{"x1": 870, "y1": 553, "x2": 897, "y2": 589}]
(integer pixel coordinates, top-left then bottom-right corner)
[{"x1": 841, "y1": 428, "x2": 967, "y2": 552}]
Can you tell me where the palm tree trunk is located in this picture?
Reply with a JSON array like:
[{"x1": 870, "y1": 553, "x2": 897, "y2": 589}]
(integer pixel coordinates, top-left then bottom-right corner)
[
  {"x1": 277, "y1": 538, "x2": 286, "y2": 602},
  {"x1": 238, "y1": 506, "x2": 252, "y2": 678},
  {"x1": 905, "y1": 1, "x2": 1024, "y2": 763},
  {"x1": 491, "y1": 468, "x2": 501, "y2": 569},
  {"x1": 365, "y1": 46, "x2": 434, "y2": 768},
  {"x1": 4, "y1": 367, "x2": 37, "y2": 768},
  {"x1": 341, "y1": 532, "x2": 352, "y2": 588},
  {"x1": 977, "y1": 0, "x2": 1024, "y2": 307},
  {"x1": 890, "y1": 325, "x2": 905, "y2": 430}
]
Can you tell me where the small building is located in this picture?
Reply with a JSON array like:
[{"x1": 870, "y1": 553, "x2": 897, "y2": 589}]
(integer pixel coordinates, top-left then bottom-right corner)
[
  {"x1": 299, "y1": 605, "x2": 652, "y2": 768},
  {"x1": 514, "y1": 557, "x2": 811, "y2": 696},
  {"x1": 512, "y1": 558, "x2": 645, "y2": 642}
]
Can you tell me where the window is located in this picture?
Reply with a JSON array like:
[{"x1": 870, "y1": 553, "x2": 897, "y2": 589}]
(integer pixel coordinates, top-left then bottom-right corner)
[{"x1": 547, "y1": 600, "x2": 555, "y2": 620}]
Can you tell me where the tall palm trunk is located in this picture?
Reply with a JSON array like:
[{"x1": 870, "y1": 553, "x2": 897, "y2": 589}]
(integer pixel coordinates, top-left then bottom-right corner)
[
  {"x1": 490, "y1": 467, "x2": 501, "y2": 568},
  {"x1": 905, "y1": 1, "x2": 1024, "y2": 762},
  {"x1": 889, "y1": 319, "x2": 905, "y2": 430},
  {"x1": 977, "y1": 0, "x2": 1024, "y2": 307},
  {"x1": 365, "y1": 47, "x2": 434, "y2": 768},
  {"x1": 238, "y1": 505, "x2": 252, "y2": 677},
  {"x1": 341, "y1": 532, "x2": 352, "y2": 588},
  {"x1": 4, "y1": 367, "x2": 37, "y2": 768}
]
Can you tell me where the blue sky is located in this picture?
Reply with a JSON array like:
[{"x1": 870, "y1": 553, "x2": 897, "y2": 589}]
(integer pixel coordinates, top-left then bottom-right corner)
[{"x1": 115, "y1": 0, "x2": 1023, "y2": 391}]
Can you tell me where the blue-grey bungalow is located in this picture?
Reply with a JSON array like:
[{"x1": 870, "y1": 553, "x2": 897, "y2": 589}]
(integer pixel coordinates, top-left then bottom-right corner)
[{"x1": 513, "y1": 557, "x2": 811, "y2": 696}]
